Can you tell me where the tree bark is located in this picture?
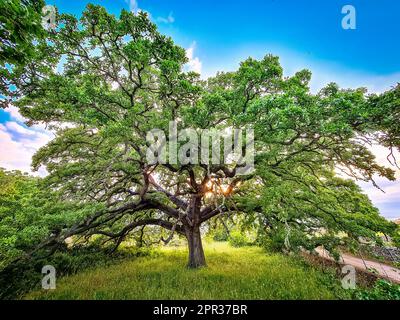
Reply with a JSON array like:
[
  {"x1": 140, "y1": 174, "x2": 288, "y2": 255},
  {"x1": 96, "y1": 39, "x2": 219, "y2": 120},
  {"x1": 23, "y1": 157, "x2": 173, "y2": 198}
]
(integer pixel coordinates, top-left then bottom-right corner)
[{"x1": 186, "y1": 225, "x2": 206, "y2": 268}]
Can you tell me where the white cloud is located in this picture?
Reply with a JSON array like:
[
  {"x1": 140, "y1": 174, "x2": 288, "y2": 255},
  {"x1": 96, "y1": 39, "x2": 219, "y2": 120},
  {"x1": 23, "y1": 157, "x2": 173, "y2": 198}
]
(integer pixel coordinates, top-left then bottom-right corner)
[
  {"x1": 369, "y1": 145, "x2": 400, "y2": 178},
  {"x1": 5, "y1": 121, "x2": 36, "y2": 136},
  {"x1": 126, "y1": 0, "x2": 138, "y2": 14},
  {"x1": 362, "y1": 181, "x2": 400, "y2": 204},
  {"x1": 185, "y1": 42, "x2": 202, "y2": 75},
  {"x1": 124, "y1": 0, "x2": 152, "y2": 17},
  {"x1": 358, "y1": 177, "x2": 400, "y2": 220},
  {"x1": 354, "y1": 146, "x2": 400, "y2": 219},
  {"x1": 0, "y1": 121, "x2": 52, "y2": 176},
  {"x1": 5, "y1": 105, "x2": 26, "y2": 122},
  {"x1": 157, "y1": 12, "x2": 175, "y2": 24}
]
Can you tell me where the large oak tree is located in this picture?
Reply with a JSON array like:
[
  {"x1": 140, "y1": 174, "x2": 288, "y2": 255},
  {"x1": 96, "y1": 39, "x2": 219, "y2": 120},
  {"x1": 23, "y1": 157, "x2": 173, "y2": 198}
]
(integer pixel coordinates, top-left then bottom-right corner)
[{"x1": 3, "y1": 5, "x2": 399, "y2": 268}]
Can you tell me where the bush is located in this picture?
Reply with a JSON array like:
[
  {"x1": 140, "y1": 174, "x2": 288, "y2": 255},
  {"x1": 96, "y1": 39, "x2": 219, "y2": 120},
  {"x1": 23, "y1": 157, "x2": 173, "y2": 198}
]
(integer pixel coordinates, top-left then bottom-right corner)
[
  {"x1": 356, "y1": 280, "x2": 400, "y2": 300},
  {"x1": 228, "y1": 230, "x2": 250, "y2": 247},
  {"x1": 0, "y1": 244, "x2": 152, "y2": 300},
  {"x1": 213, "y1": 229, "x2": 229, "y2": 242}
]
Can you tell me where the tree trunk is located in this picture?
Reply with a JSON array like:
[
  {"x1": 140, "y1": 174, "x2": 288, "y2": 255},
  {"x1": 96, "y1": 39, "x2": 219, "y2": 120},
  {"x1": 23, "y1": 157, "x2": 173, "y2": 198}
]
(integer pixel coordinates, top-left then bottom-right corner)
[{"x1": 186, "y1": 225, "x2": 206, "y2": 268}]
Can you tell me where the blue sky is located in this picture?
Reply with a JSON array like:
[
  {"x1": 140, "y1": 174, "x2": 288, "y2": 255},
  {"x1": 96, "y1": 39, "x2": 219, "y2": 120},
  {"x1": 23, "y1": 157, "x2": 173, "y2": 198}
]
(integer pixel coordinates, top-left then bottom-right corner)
[
  {"x1": 43, "y1": 0, "x2": 400, "y2": 76},
  {"x1": 1, "y1": 0, "x2": 399, "y2": 219}
]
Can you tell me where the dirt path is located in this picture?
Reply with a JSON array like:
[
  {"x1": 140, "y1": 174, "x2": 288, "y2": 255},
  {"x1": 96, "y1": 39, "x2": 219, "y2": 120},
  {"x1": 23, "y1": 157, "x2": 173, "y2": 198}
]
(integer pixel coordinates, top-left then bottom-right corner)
[{"x1": 316, "y1": 247, "x2": 400, "y2": 284}]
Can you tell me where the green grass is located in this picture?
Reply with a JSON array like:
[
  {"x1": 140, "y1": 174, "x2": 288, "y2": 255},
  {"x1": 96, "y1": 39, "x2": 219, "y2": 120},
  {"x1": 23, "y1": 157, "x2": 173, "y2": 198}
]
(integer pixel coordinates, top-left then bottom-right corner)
[{"x1": 26, "y1": 242, "x2": 349, "y2": 300}]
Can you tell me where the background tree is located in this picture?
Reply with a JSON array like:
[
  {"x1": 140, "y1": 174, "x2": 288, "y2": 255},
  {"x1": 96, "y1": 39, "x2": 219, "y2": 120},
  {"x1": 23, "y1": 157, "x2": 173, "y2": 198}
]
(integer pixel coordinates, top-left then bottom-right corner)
[
  {"x1": 0, "y1": 168, "x2": 103, "y2": 272},
  {"x1": 0, "y1": 169, "x2": 40, "y2": 271},
  {"x1": 5, "y1": 5, "x2": 399, "y2": 268}
]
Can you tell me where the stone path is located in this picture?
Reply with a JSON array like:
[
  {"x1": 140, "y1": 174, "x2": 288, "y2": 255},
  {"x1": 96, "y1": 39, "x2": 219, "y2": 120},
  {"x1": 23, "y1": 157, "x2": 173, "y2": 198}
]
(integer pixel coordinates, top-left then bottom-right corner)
[{"x1": 316, "y1": 247, "x2": 400, "y2": 284}]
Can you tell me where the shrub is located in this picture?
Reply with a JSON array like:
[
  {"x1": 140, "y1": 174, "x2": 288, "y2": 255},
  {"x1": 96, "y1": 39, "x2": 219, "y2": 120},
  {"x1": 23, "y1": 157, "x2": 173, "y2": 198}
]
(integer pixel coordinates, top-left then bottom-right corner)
[
  {"x1": 356, "y1": 280, "x2": 400, "y2": 300},
  {"x1": 0, "y1": 244, "x2": 152, "y2": 300},
  {"x1": 228, "y1": 230, "x2": 250, "y2": 247},
  {"x1": 213, "y1": 229, "x2": 229, "y2": 242}
]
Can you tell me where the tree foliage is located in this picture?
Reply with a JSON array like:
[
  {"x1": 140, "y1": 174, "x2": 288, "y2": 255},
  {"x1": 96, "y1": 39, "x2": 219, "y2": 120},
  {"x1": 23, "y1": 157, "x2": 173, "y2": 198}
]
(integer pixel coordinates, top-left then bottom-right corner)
[
  {"x1": 0, "y1": 0, "x2": 47, "y2": 106},
  {"x1": 0, "y1": 168, "x2": 105, "y2": 272},
  {"x1": 0, "y1": 169, "x2": 41, "y2": 270}
]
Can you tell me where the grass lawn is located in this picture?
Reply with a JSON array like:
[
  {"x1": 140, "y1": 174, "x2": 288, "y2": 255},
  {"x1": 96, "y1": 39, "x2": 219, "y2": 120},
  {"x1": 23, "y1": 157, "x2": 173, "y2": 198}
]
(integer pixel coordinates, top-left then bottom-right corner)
[{"x1": 26, "y1": 242, "x2": 349, "y2": 300}]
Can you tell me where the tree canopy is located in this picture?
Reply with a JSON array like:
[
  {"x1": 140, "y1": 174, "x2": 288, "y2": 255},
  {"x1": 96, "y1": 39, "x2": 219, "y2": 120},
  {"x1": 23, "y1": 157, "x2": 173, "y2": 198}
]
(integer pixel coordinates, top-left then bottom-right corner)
[{"x1": 1, "y1": 4, "x2": 399, "y2": 268}]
